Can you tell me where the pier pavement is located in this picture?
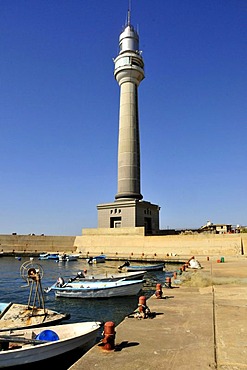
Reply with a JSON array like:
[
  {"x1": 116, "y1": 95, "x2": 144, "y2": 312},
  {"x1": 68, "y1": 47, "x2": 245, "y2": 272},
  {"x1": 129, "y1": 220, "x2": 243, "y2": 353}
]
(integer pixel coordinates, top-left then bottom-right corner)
[{"x1": 70, "y1": 257, "x2": 247, "y2": 370}]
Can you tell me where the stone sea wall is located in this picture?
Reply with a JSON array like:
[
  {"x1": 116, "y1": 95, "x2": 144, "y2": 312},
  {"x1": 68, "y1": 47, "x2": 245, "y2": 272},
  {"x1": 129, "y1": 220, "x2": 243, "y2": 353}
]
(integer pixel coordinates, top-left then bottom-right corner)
[
  {"x1": 0, "y1": 228, "x2": 246, "y2": 259},
  {"x1": 0, "y1": 234, "x2": 76, "y2": 254},
  {"x1": 74, "y1": 228, "x2": 245, "y2": 260}
]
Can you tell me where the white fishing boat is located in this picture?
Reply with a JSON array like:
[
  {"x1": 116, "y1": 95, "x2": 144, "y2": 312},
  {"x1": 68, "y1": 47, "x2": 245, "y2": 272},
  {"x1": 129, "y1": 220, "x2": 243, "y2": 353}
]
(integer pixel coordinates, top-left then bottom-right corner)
[
  {"x1": 0, "y1": 321, "x2": 101, "y2": 368},
  {"x1": 46, "y1": 270, "x2": 147, "y2": 290},
  {"x1": 47, "y1": 279, "x2": 144, "y2": 299}
]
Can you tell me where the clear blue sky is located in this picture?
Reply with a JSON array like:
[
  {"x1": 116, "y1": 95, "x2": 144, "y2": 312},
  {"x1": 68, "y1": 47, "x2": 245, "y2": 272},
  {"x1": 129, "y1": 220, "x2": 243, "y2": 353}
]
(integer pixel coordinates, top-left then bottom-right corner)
[{"x1": 1, "y1": 0, "x2": 246, "y2": 235}]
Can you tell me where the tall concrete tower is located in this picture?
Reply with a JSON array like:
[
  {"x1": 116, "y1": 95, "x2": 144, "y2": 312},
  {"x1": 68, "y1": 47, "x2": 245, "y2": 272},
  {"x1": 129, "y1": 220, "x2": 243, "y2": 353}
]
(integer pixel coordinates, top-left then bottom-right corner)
[
  {"x1": 114, "y1": 10, "x2": 144, "y2": 201},
  {"x1": 97, "y1": 9, "x2": 160, "y2": 234}
]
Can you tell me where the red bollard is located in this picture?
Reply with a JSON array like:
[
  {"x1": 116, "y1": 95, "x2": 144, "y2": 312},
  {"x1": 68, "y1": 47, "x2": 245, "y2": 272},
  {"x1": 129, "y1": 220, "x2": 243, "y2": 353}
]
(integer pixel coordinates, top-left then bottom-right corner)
[
  {"x1": 165, "y1": 276, "x2": 172, "y2": 288},
  {"x1": 155, "y1": 283, "x2": 162, "y2": 298},
  {"x1": 101, "y1": 321, "x2": 115, "y2": 350},
  {"x1": 138, "y1": 296, "x2": 147, "y2": 313}
]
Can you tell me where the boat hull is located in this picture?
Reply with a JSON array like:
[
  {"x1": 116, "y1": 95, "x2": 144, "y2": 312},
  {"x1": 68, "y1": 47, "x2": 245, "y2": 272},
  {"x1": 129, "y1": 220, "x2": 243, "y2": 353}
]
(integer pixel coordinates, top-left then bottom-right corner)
[
  {"x1": 53, "y1": 280, "x2": 144, "y2": 299},
  {"x1": 58, "y1": 254, "x2": 79, "y2": 262},
  {"x1": 126, "y1": 263, "x2": 164, "y2": 272},
  {"x1": 39, "y1": 253, "x2": 59, "y2": 260},
  {"x1": 0, "y1": 322, "x2": 101, "y2": 368},
  {"x1": 86, "y1": 255, "x2": 106, "y2": 264},
  {"x1": 66, "y1": 270, "x2": 147, "y2": 283}
]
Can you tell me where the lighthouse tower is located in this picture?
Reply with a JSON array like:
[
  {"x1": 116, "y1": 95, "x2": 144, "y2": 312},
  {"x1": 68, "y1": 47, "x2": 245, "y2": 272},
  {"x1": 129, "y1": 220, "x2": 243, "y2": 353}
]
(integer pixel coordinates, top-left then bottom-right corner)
[
  {"x1": 114, "y1": 10, "x2": 144, "y2": 201},
  {"x1": 97, "y1": 10, "x2": 160, "y2": 234}
]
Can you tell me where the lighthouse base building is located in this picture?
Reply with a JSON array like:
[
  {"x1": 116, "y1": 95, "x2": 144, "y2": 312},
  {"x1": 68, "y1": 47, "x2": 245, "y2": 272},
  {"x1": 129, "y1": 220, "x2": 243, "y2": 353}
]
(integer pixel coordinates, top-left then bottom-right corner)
[{"x1": 97, "y1": 200, "x2": 160, "y2": 234}]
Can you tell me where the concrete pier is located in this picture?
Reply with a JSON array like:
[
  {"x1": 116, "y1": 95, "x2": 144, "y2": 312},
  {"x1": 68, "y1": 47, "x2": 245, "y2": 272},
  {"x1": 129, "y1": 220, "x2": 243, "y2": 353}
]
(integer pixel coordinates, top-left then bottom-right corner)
[{"x1": 69, "y1": 257, "x2": 247, "y2": 370}]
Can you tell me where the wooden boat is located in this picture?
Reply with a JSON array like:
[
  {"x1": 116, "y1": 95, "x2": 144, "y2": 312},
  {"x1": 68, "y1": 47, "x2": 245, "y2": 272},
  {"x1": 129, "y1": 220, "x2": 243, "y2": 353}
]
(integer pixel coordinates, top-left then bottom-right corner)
[
  {"x1": 0, "y1": 261, "x2": 69, "y2": 332},
  {"x1": 0, "y1": 303, "x2": 70, "y2": 332},
  {"x1": 118, "y1": 261, "x2": 165, "y2": 272},
  {"x1": 47, "y1": 279, "x2": 144, "y2": 299},
  {"x1": 86, "y1": 255, "x2": 106, "y2": 264},
  {"x1": 0, "y1": 321, "x2": 101, "y2": 368}
]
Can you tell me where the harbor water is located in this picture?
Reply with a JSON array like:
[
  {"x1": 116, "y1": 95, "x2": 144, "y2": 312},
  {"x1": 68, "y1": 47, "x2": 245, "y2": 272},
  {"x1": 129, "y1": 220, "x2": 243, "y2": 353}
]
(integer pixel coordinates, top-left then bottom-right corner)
[{"x1": 0, "y1": 256, "x2": 180, "y2": 369}]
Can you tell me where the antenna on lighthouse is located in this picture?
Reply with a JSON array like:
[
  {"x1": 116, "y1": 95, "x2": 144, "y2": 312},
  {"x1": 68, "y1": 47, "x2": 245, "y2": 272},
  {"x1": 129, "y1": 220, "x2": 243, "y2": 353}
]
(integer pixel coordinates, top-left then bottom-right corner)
[{"x1": 127, "y1": 0, "x2": 131, "y2": 26}]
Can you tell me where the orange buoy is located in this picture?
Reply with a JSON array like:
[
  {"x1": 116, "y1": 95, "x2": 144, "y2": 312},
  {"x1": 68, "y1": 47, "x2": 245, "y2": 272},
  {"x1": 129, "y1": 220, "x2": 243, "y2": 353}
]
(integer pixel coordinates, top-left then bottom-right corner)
[
  {"x1": 101, "y1": 321, "x2": 115, "y2": 350},
  {"x1": 155, "y1": 283, "x2": 162, "y2": 298}
]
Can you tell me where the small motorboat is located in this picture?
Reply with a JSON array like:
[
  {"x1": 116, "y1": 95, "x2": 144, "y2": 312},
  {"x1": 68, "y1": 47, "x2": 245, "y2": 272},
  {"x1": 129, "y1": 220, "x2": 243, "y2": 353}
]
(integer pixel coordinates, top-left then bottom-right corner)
[
  {"x1": 86, "y1": 255, "x2": 106, "y2": 264},
  {"x1": 58, "y1": 253, "x2": 80, "y2": 262},
  {"x1": 45, "y1": 270, "x2": 147, "y2": 290},
  {"x1": 39, "y1": 253, "x2": 59, "y2": 260},
  {"x1": 118, "y1": 261, "x2": 165, "y2": 272},
  {"x1": 48, "y1": 253, "x2": 59, "y2": 260},
  {"x1": 0, "y1": 321, "x2": 101, "y2": 368},
  {"x1": 38, "y1": 253, "x2": 49, "y2": 260},
  {"x1": 46, "y1": 279, "x2": 144, "y2": 299}
]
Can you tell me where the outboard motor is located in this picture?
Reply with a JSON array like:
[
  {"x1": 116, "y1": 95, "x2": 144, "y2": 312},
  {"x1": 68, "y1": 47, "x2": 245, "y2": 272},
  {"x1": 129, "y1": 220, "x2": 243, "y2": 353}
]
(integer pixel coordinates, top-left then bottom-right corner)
[
  {"x1": 118, "y1": 261, "x2": 130, "y2": 270},
  {"x1": 76, "y1": 271, "x2": 85, "y2": 279},
  {"x1": 56, "y1": 277, "x2": 65, "y2": 287}
]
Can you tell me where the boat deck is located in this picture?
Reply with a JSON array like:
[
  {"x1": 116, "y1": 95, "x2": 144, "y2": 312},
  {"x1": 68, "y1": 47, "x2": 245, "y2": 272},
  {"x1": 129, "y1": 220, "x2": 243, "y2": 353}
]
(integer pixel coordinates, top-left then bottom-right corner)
[{"x1": 0, "y1": 303, "x2": 68, "y2": 331}]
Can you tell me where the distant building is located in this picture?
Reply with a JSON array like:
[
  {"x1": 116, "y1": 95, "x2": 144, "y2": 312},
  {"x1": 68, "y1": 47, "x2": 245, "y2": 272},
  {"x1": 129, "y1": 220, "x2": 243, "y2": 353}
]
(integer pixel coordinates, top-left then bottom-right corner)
[{"x1": 199, "y1": 221, "x2": 232, "y2": 234}]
